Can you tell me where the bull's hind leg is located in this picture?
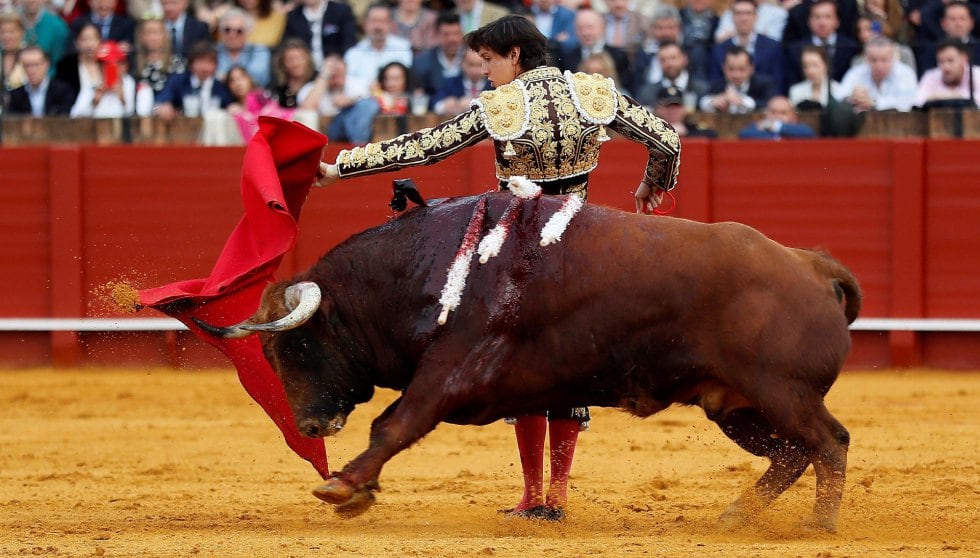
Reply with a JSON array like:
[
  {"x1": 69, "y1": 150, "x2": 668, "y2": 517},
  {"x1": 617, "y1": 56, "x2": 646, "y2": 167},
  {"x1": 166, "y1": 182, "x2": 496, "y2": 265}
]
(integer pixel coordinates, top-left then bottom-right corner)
[
  {"x1": 712, "y1": 408, "x2": 810, "y2": 530},
  {"x1": 716, "y1": 392, "x2": 849, "y2": 533}
]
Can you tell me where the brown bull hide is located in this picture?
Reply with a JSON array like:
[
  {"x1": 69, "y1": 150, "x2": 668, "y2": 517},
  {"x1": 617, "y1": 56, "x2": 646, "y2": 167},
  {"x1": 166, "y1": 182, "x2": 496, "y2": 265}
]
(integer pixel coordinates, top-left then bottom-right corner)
[{"x1": 243, "y1": 192, "x2": 861, "y2": 531}]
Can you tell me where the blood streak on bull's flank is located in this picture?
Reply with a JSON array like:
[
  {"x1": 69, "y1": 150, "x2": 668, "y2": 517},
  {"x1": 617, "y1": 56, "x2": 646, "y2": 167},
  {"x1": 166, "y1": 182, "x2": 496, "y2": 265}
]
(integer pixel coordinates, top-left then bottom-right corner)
[{"x1": 437, "y1": 177, "x2": 584, "y2": 325}]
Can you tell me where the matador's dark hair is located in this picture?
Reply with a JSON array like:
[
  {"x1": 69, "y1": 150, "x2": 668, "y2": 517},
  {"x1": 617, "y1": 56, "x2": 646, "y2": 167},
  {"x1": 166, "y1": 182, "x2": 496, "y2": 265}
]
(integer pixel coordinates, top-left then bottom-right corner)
[{"x1": 465, "y1": 15, "x2": 548, "y2": 71}]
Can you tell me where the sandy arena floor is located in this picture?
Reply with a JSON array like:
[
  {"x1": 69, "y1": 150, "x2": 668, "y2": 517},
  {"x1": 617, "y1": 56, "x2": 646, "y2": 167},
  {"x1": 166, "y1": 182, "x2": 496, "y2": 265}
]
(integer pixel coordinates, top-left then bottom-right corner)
[{"x1": 1, "y1": 368, "x2": 978, "y2": 557}]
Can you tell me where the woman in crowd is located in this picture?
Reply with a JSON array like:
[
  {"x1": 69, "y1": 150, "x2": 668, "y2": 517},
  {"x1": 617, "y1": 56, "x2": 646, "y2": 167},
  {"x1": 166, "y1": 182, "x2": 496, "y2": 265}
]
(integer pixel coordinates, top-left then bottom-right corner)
[
  {"x1": 389, "y1": 0, "x2": 438, "y2": 54},
  {"x1": 134, "y1": 18, "x2": 172, "y2": 97},
  {"x1": 226, "y1": 64, "x2": 293, "y2": 140},
  {"x1": 235, "y1": 0, "x2": 286, "y2": 49},
  {"x1": 1, "y1": 12, "x2": 27, "y2": 91},
  {"x1": 271, "y1": 38, "x2": 316, "y2": 108},
  {"x1": 788, "y1": 45, "x2": 843, "y2": 108},
  {"x1": 372, "y1": 61, "x2": 411, "y2": 115},
  {"x1": 55, "y1": 22, "x2": 102, "y2": 103},
  {"x1": 70, "y1": 40, "x2": 153, "y2": 117},
  {"x1": 313, "y1": 15, "x2": 680, "y2": 522}
]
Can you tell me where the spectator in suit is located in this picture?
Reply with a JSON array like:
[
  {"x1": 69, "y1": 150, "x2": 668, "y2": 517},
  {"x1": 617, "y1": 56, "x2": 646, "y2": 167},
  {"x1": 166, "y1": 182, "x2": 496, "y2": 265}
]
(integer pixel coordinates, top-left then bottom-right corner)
[
  {"x1": 1, "y1": 12, "x2": 28, "y2": 91},
  {"x1": 154, "y1": 40, "x2": 234, "y2": 119},
  {"x1": 55, "y1": 22, "x2": 102, "y2": 104},
  {"x1": 300, "y1": 53, "x2": 379, "y2": 143},
  {"x1": 915, "y1": 37, "x2": 980, "y2": 107},
  {"x1": 788, "y1": 44, "x2": 844, "y2": 107},
  {"x1": 785, "y1": 0, "x2": 861, "y2": 86},
  {"x1": 915, "y1": 1, "x2": 980, "y2": 75},
  {"x1": 411, "y1": 12, "x2": 464, "y2": 106},
  {"x1": 282, "y1": 0, "x2": 358, "y2": 69},
  {"x1": 162, "y1": 0, "x2": 212, "y2": 74},
  {"x1": 390, "y1": 0, "x2": 439, "y2": 54},
  {"x1": 530, "y1": 0, "x2": 578, "y2": 51},
  {"x1": 432, "y1": 47, "x2": 490, "y2": 116},
  {"x1": 632, "y1": 5, "x2": 682, "y2": 94},
  {"x1": 711, "y1": 0, "x2": 785, "y2": 92},
  {"x1": 455, "y1": 0, "x2": 510, "y2": 35},
  {"x1": 553, "y1": 9, "x2": 630, "y2": 82},
  {"x1": 635, "y1": 41, "x2": 709, "y2": 107},
  {"x1": 839, "y1": 36, "x2": 918, "y2": 111},
  {"x1": 343, "y1": 4, "x2": 413, "y2": 100},
  {"x1": 680, "y1": 0, "x2": 719, "y2": 83},
  {"x1": 215, "y1": 8, "x2": 271, "y2": 87},
  {"x1": 8, "y1": 46, "x2": 75, "y2": 115},
  {"x1": 602, "y1": 0, "x2": 646, "y2": 56},
  {"x1": 235, "y1": 0, "x2": 286, "y2": 49},
  {"x1": 914, "y1": 0, "x2": 980, "y2": 50},
  {"x1": 134, "y1": 18, "x2": 173, "y2": 97},
  {"x1": 69, "y1": 0, "x2": 136, "y2": 54},
  {"x1": 738, "y1": 95, "x2": 817, "y2": 138},
  {"x1": 782, "y1": 0, "x2": 860, "y2": 43},
  {"x1": 716, "y1": 0, "x2": 788, "y2": 43},
  {"x1": 19, "y1": 0, "x2": 70, "y2": 66},
  {"x1": 652, "y1": 84, "x2": 717, "y2": 137},
  {"x1": 700, "y1": 45, "x2": 775, "y2": 112}
]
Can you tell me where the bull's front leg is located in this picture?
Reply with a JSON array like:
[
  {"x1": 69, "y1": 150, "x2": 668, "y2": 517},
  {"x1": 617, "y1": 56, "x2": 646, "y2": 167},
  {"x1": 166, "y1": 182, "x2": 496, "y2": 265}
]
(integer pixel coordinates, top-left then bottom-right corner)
[{"x1": 312, "y1": 384, "x2": 446, "y2": 514}]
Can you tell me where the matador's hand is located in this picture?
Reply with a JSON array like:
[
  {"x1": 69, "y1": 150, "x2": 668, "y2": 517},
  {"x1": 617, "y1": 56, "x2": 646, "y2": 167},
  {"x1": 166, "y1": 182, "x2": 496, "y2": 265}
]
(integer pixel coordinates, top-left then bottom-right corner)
[
  {"x1": 314, "y1": 162, "x2": 340, "y2": 188},
  {"x1": 634, "y1": 183, "x2": 666, "y2": 214}
]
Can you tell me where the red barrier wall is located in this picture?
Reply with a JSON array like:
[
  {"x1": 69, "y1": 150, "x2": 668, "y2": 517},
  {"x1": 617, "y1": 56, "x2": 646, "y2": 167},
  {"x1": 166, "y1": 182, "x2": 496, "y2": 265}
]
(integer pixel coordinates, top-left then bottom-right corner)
[{"x1": 2, "y1": 139, "x2": 979, "y2": 369}]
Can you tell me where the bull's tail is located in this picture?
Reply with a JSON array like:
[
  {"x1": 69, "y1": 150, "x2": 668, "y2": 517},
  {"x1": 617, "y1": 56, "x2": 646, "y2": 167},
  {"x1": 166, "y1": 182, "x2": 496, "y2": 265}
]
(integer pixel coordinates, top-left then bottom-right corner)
[{"x1": 800, "y1": 249, "x2": 862, "y2": 324}]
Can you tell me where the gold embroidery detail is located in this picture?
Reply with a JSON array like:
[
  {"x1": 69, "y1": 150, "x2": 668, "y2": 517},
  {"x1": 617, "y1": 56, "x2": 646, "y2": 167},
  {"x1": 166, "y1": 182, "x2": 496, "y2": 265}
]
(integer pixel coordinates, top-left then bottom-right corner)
[
  {"x1": 565, "y1": 71, "x2": 618, "y2": 125},
  {"x1": 477, "y1": 81, "x2": 529, "y2": 140}
]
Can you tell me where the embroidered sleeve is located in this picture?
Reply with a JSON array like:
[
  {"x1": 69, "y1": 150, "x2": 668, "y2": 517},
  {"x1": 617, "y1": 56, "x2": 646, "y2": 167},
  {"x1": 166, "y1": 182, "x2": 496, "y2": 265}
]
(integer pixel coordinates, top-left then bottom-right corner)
[
  {"x1": 336, "y1": 108, "x2": 487, "y2": 178},
  {"x1": 607, "y1": 92, "x2": 681, "y2": 191}
]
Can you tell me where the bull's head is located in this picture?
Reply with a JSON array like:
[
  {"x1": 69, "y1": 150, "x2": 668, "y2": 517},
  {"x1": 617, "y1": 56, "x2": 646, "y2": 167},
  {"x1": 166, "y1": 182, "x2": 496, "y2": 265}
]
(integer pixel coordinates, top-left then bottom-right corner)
[{"x1": 194, "y1": 281, "x2": 374, "y2": 439}]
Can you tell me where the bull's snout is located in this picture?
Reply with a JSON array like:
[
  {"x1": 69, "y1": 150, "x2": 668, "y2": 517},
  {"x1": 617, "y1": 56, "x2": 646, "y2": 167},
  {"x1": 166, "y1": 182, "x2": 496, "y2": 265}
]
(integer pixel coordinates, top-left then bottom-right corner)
[{"x1": 298, "y1": 414, "x2": 347, "y2": 438}]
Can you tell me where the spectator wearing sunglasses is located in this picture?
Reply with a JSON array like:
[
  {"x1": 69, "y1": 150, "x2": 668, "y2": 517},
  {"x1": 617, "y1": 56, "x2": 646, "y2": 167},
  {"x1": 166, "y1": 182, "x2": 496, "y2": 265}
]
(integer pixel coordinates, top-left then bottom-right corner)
[{"x1": 216, "y1": 7, "x2": 272, "y2": 88}]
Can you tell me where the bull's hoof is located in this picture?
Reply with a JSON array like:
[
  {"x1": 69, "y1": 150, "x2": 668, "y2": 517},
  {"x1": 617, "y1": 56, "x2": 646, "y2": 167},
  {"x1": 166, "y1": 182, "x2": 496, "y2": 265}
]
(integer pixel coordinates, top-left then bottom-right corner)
[
  {"x1": 312, "y1": 476, "x2": 356, "y2": 505},
  {"x1": 716, "y1": 508, "x2": 751, "y2": 531},
  {"x1": 799, "y1": 516, "x2": 837, "y2": 534},
  {"x1": 334, "y1": 488, "x2": 377, "y2": 518}
]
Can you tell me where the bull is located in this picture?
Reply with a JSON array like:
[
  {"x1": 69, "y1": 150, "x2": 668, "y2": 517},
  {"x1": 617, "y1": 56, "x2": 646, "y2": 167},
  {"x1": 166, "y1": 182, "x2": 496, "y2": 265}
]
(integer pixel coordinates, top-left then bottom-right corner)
[{"x1": 198, "y1": 192, "x2": 861, "y2": 531}]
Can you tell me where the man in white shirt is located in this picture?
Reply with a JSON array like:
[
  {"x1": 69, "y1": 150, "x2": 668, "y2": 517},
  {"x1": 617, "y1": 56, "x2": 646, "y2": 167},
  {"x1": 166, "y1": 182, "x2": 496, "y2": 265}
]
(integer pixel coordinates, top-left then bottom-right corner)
[
  {"x1": 343, "y1": 4, "x2": 413, "y2": 98},
  {"x1": 839, "y1": 37, "x2": 918, "y2": 112}
]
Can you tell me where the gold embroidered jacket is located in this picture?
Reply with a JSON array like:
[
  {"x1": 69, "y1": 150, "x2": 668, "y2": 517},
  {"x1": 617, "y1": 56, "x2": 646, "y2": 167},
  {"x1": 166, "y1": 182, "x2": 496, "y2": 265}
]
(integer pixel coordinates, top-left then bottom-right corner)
[{"x1": 336, "y1": 66, "x2": 681, "y2": 193}]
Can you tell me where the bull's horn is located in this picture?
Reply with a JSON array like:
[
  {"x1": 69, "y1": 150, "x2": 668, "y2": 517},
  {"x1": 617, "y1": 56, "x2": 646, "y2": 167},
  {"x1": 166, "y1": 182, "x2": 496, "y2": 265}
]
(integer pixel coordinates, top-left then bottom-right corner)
[
  {"x1": 192, "y1": 282, "x2": 322, "y2": 338},
  {"x1": 240, "y1": 281, "x2": 322, "y2": 332}
]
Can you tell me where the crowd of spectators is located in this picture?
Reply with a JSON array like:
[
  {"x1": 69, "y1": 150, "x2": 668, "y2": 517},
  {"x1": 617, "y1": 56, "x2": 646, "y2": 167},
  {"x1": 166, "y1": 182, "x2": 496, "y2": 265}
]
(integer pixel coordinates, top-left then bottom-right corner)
[{"x1": 1, "y1": 0, "x2": 979, "y2": 142}]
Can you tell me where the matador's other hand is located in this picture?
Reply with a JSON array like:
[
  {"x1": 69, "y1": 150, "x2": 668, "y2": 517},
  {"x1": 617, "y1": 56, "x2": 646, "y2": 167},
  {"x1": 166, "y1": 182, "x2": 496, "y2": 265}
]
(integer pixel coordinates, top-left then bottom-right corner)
[
  {"x1": 634, "y1": 183, "x2": 665, "y2": 214},
  {"x1": 314, "y1": 162, "x2": 340, "y2": 188}
]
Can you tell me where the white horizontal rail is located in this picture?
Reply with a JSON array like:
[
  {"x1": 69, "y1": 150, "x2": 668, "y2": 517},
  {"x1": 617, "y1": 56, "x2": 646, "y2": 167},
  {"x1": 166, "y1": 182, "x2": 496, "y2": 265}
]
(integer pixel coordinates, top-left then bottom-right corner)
[
  {"x1": 1, "y1": 317, "x2": 980, "y2": 333},
  {"x1": 0, "y1": 318, "x2": 187, "y2": 331},
  {"x1": 849, "y1": 318, "x2": 980, "y2": 332}
]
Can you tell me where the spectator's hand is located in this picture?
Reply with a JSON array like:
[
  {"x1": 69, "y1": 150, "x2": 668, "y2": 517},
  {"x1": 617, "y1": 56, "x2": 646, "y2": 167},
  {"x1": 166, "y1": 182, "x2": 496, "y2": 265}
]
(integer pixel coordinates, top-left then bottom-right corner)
[
  {"x1": 154, "y1": 103, "x2": 176, "y2": 121},
  {"x1": 711, "y1": 93, "x2": 730, "y2": 111},
  {"x1": 634, "y1": 182, "x2": 665, "y2": 214},
  {"x1": 314, "y1": 162, "x2": 340, "y2": 188},
  {"x1": 333, "y1": 93, "x2": 354, "y2": 109},
  {"x1": 908, "y1": 9, "x2": 921, "y2": 26},
  {"x1": 849, "y1": 86, "x2": 874, "y2": 111}
]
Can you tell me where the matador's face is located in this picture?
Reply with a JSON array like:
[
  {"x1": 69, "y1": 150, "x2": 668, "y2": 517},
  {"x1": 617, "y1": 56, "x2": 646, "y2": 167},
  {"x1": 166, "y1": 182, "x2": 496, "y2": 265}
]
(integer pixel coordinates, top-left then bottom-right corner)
[{"x1": 478, "y1": 46, "x2": 521, "y2": 88}]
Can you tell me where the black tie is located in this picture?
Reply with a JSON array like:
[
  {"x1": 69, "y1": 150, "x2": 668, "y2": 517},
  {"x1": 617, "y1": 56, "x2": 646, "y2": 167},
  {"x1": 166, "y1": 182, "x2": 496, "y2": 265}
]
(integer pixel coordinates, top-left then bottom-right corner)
[{"x1": 170, "y1": 24, "x2": 179, "y2": 54}]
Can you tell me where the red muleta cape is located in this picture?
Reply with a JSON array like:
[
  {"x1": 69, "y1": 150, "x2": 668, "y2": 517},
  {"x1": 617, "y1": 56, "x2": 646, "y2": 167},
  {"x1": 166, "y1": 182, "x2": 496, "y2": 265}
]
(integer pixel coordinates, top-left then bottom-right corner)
[{"x1": 138, "y1": 117, "x2": 329, "y2": 478}]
